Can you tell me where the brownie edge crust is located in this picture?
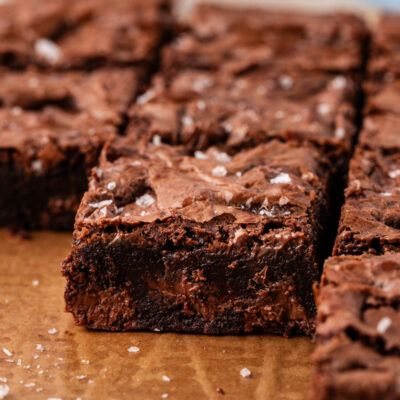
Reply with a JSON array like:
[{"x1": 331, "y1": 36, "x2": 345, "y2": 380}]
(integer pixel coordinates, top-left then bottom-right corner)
[{"x1": 62, "y1": 141, "x2": 330, "y2": 336}]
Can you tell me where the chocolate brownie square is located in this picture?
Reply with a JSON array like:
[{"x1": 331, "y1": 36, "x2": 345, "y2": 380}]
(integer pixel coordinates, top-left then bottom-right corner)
[
  {"x1": 162, "y1": 5, "x2": 367, "y2": 76},
  {"x1": 313, "y1": 254, "x2": 400, "y2": 400},
  {"x1": 62, "y1": 140, "x2": 331, "y2": 336},
  {"x1": 334, "y1": 144, "x2": 400, "y2": 255},
  {"x1": 0, "y1": 68, "x2": 142, "y2": 230},
  {"x1": 368, "y1": 15, "x2": 400, "y2": 78},
  {"x1": 0, "y1": 0, "x2": 171, "y2": 69},
  {"x1": 127, "y1": 67, "x2": 360, "y2": 172}
]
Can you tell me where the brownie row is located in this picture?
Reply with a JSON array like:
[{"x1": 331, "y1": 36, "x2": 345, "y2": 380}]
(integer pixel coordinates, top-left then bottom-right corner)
[
  {"x1": 313, "y1": 16, "x2": 400, "y2": 400},
  {"x1": 61, "y1": 5, "x2": 369, "y2": 336}
]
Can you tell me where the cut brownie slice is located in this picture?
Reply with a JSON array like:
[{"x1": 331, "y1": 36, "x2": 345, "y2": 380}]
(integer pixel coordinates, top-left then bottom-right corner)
[
  {"x1": 368, "y1": 14, "x2": 400, "y2": 78},
  {"x1": 163, "y1": 5, "x2": 367, "y2": 76},
  {"x1": 128, "y1": 67, "x2": 360, "y2": 171},
  {"x1": 313, "y1": 254, "x2": 400, "y2": 400},
  {"x1": 0, "y1": 0, "x2": 170, "y2": 68},
  {"x1": 334, "y1": 144, "x2": 400, "y2": 255},
  {"x1": 62, "y1": 140, "x2": 331, "y2": 336},
  {"x1": 0, "y1": 68, "x2": 142, "y2": 230}
]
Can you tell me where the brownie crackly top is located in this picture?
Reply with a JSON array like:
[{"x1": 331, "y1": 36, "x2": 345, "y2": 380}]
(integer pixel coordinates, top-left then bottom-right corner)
[
  {"x1": 128, "y1": 68, "x2": 359, "y2": 157},
  {"x1": 334, "y1": 146, "x2": 400, "y2": 255},
  {"x1": 77, "y1": 140, "x2": 329, "y2": 229},
  {"x1": 0, "y1": 68, "x2": 142, "y2": 172},
  {"x1": 163, "y1": 5, "x2": 367, "y2": 75},
  {"x1": 313, "y1": 254, "x2": 400, "y2": 400},
  {"x1": 369, "y1": 15, "x2": 400, "y2": 77},
  {"x1": 0, "y1": 68, "x2": 142, "y2": 125}
]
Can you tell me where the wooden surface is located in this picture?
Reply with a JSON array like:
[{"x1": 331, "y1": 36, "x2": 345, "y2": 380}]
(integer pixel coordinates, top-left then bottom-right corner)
[{"x1": 0, "y1": 231, "x2": 313, "y2": 399}]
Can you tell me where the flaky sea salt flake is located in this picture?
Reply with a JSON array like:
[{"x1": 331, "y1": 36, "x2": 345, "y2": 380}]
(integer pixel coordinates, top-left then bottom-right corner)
[
  {"x1": 137, "y1": 90, "x2": 155, "y2": 105},
  {"x1": 377, "y1": 317, "x2": 391, "y2": 334},
  {"x1": 317, "y1": 103, "x2": 331, "y2": 115},
  {"x1": 34, "y1": 38, "x2": 61, "y2": 63},
  {"x1": 194, "y1": 151, "x2": 208, "y2": 160},
  {"x1": 211, "y1": 166, "x2": 227, "y2": 178},
  {"x1": 152, "y1": 134, "x2": 162, "y2": 146},
  {"x1": 0, "y1": 384, "x2": 9, "y2": 399},
  {"x1": 107, "y1": 181, "x2": 116, "y2": 190},
  {"x1": 36, "y1": 344, "x2": 44, "y2": 352},
  {"x1": 128, "y1": 346, "x2": 140, "y2": 353},
  {"x1": 389, "y1": 169, "x2": 400, "y2": 179},
  {"x1": 270, "y1": 173, "x2": 291, "y2": 184},
  {"x1": 279, "y1": 75, "x2": 294, "y2": 90},
  {"x1": 214, "y1": 152, "x2": 231, "y2": 163},
  {"x1": 335, "y1": 128, "x2": 346, "y2": 138},
  {"x1": 2, "y1": 349, "x2": 12, "y2": 357},
  {"x1": 88, "y1": 200, "x2": 112, "y2": 209},
  {"x1": 182, "y1": 116, "x2": 193, "y2": 126},
  {"x1": 331, "y1": 76, "x2": 347, "y2": 90},
  {"x1": 31, "y1": 160, "x2": 43, "y2": 174},
  {"x1": 24, "y1": 383, "x2": 35, "y2": 388},
  {"x1": 240, "y1": 367, "x2": 251, "y2": 378},
  {"x1": 136, "y1": 194, "x2": 154, "y2": 208}
]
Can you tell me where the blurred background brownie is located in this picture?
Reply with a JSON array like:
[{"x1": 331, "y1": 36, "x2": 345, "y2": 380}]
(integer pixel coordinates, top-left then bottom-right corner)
[
  {"x1": 0, "y1": 68, "x2": 143, "y2": 230},
  {"x1": 0, "y1": 0, "x2": 171, "y2": 69},
  {"x1": 163, "y1": 5, "x2": 368, "y2": 76}
]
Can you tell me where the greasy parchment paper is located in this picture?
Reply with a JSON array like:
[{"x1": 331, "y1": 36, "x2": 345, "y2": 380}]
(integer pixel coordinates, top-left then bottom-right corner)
[{"x1": 0, "y1": 231, "x2": 313, "y2": 400}]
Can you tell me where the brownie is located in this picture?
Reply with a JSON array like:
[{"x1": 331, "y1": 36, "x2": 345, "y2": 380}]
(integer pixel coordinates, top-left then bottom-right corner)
[
  {"x1": 127, "y1": 67, "x2": 360, "y2": 172},
  {"x1": 0, "y1": 68, "x2": 142, "y2": 230},
  {"x1": 162, "y1": 5, "x2": 368, "y2": 76},
  {"x1": 0, "y1": 0, "x2": 171, "y2": 69},
  {"x1": 368, "y1": 15, "x2": 400, "y2": 78},
  {"x1": 359, "y1": 114, "x2": 400, "y2": 152},
  {"x1": 313, "y1": 254, "x2": 400, "y2": 400},
  {"x1": 0, "y1": 67, "x2": 143, "y2": 125},
  {"x1": 364, "y1": 76, "x2": 400, "y2": 117},
  {"x1": 62, "y1": 140, "x2": 331, "y2": 336},
  {"x1": 334, "y1": 144, "x2": 400, "y2": 256}
]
